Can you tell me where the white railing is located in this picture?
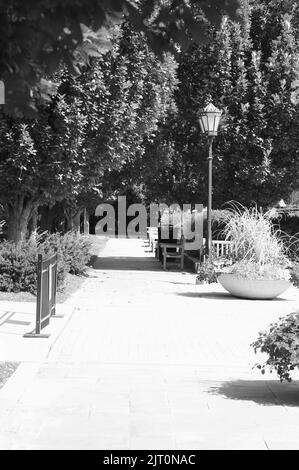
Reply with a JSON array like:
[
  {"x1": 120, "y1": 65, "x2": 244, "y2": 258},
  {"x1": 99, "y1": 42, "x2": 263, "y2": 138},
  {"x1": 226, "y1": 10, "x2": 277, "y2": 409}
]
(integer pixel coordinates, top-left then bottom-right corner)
[
  {"x1": 147, "y1": 226, "x2": 158, "y2": 252},
  {"x1": 212, "y1": 240, "x2": 233, "y2": 257},
  {"x1": 149, "y1": 229, "x2": 233, "y2": 260},
  {"x1": 201, "y1": 238, "x2": 233, "y2": 258}
]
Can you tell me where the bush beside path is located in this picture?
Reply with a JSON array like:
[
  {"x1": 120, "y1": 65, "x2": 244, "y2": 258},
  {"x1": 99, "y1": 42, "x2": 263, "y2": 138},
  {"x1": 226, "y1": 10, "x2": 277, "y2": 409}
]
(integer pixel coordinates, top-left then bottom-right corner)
[{"x1": 0, "y1": 234, "x2": 108, "y2": 303}]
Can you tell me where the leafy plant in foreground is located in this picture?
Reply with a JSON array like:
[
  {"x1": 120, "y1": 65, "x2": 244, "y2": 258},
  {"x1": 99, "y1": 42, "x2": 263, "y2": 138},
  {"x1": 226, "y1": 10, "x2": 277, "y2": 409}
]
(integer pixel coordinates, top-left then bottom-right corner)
[{"x1": 252, "y1": 311, "x2": 299, "y2": 382}]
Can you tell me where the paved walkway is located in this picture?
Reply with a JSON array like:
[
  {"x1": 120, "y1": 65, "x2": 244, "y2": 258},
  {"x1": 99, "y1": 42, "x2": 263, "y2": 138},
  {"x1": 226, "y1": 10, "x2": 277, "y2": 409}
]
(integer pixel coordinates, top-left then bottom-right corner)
[{"x1": 1, "y1": 237, "x2": 299, "y2": 449}]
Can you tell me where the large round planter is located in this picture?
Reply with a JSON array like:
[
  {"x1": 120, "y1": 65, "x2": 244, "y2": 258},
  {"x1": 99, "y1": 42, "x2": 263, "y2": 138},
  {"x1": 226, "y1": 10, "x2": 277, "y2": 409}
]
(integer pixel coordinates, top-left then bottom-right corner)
[{"x1": 217, "y1": 273, "x2": 291, "y2": 300}]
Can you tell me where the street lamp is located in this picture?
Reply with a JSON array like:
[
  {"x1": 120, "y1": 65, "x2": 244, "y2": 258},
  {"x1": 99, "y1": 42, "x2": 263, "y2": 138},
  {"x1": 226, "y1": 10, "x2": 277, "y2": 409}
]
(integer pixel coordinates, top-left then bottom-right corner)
[{"x1": 198, "y1": 102, "x2": 222, "y2": 261}]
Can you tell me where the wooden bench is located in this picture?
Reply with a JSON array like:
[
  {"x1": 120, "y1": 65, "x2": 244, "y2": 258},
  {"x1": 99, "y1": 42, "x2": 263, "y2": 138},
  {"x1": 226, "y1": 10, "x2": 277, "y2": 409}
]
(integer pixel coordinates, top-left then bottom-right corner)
[
  {"x1": 158, "y1": 237, "x2": 232, "y2": 271},
  {"x1": 159, "y1": 237, "x2": 185, "y2": 270}
]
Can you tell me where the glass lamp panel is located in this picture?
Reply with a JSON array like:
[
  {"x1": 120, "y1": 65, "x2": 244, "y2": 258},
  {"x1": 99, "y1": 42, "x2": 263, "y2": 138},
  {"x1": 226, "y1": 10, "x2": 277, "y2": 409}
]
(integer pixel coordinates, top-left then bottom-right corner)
[
  {"x1": 213, "y1": 114, "x2": 221, "y2": 133},
  {"x1": 199, "y1": 116, "x2": 204, "y2": 133},
  {"x1": 207, "y1": 112, "x2": 216, "y2": 133},
  {"x1": 199, "y1": 114, "x2": 208, "y2": 133}
]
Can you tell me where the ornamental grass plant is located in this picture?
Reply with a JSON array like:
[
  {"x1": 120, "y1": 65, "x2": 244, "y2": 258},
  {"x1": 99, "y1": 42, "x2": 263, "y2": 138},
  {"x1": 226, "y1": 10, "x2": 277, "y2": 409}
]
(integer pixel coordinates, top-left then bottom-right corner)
[{"x1": 221, "y1": 203, "x2": 291, "y2": 280}]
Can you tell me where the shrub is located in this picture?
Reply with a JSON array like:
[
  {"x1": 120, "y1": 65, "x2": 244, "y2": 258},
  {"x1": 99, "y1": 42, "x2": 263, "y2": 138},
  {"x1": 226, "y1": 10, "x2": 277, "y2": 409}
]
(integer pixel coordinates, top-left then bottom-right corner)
[
  {"x1": 40, "y1": 231, "x2": 92, "y2": 275},
  {"x1": 196, "y1": 260, "x2": 218, "y2": 284},
  {"x1": 59, "y1": 232, "x2": 92, "y2": 275},
  {"x1": 251, "y1": 311, "x2": 299, "y2": 382},
  {"x1": 0, "y1": 239, "x2": 37, "y2": 293},
  {"x1": 196, "y1": 256, "x2": 232, "y2": 284},
  {"x1": 38, "y1": 234, "x2": 69, "y2": 289},
  {"x1": 0, "y1": 231, "x2": 92, "y2": 294}
]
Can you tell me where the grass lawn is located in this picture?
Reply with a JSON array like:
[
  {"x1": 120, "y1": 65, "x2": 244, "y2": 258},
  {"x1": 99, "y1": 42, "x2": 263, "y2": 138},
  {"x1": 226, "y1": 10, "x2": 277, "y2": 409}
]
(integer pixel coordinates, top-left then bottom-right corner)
[
  {"x1": 0, "y1": 362, "x2": 20, "y2": 390},
  {"x1": 0, "y1": 235, "x2": 108, "y2": 304}
]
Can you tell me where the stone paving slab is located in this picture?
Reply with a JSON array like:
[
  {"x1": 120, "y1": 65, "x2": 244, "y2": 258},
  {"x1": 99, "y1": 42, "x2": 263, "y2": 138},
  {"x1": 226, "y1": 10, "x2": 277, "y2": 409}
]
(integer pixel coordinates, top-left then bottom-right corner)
[
  {"x1": 1, "y1": 362, "x2": 299, "y2": 449},
  {"x1": 0, "y1": 237, "x2": 299, "y2": 450},
  {"x1": 0, "y1": 302, "x2": 77, "y2": 362}
]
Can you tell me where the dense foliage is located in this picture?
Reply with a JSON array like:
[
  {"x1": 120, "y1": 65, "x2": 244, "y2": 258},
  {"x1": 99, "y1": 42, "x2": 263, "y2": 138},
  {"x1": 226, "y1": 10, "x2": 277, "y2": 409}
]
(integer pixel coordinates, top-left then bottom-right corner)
[
  {"x1": 196, "y1": 259, "x2": 218, "y2": 284},
  {"x1": 0, "y1": 22, "x2": 177, "y2": 241},
  {"x1": 138, "y1": 0, "x2": 299, "y2": 208},
  {"x1": 0, "y1": 0, "x2": 240, "y2": 116},
  {"x1": 252, "y1": 311, "x2": 299, "y2": 382},
  {"x1": 0, "y1": 231, "x2": 91, "y2": 293},
  {"x1": 0, "y1": 239, "x2": 37, "y2": 293},
  {"x1": 0, "y1": 0, "x2": 298, "y2": 243},
  {"x1": 41, "y1": 231, "x2": 92, "y2": 276}
]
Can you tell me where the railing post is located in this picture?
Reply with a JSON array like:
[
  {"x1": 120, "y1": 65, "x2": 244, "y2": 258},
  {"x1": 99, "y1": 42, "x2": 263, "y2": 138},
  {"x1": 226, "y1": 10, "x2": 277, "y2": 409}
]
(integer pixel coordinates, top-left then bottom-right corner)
[
  {"x1": 35, "y1": 254, "x2": 43, "y2": 335},
  {"x1": 24, "y1": 253, "x2": 61, "y2": 337}
]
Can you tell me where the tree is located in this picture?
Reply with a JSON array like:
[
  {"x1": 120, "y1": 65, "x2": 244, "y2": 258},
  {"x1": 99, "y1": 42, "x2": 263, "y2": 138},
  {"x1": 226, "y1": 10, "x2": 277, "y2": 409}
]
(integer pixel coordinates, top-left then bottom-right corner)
[
  {"x1": 0, "y1": 0, "x2": 240, "y2": 116},
  {"x1": 0, "y1": 21, "x2": 178, "y2": 241},
  {"x1": 138, "y1": 0, "x2": 299, "y2": 208},
  {"x1": 0, "y1": 81, "x2": 89, "y2": 241},
  {"x1": 97, "y1": 22, "x2": 178, "y2": 200},
  {"x1": 56, "y1": 21, "x2": 178, "y2": 227}
]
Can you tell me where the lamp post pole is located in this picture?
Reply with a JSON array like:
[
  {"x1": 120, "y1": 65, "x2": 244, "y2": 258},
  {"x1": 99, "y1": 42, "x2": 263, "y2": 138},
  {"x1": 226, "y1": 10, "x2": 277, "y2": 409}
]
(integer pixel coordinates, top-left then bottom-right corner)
[
  {"x1": 207, "y1": 136, "x2": 214, "y2": 261},
  {"x1": 198, "y1": 102, "x2": 222, "y2": 264}
]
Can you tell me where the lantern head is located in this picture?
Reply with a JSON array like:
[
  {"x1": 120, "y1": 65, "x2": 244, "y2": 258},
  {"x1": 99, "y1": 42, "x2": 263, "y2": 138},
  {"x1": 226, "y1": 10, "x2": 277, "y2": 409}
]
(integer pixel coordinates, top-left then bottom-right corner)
[{"x1": 199, "y1": 103, "x2": 222, "y2": 137}]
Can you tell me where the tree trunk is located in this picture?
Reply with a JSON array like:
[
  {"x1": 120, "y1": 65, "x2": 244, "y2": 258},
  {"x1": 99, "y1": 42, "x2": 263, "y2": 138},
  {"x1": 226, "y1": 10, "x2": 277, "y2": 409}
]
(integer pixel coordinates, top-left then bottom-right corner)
[
  {"x1": 65, "y1": 209, "x2": 82, "y2": 233},
  {"x1": 83, "y1": 208, "x2": 89, "y2": 235},
  {"x1": 6, "y1": 196, "x2": 35, "y2": 243},
  {"x1": 28, "y1": 208, "x2": 38, "y2": 238},
  {"x1": 39, "y1": 205, "x2": 55, "y2": 233},
  {"x1": 7, "y1": 210, "x2": 31, "y2": 243},
  {"x1": 73, "y1": 211, "x2": 81, "y2": 233}
]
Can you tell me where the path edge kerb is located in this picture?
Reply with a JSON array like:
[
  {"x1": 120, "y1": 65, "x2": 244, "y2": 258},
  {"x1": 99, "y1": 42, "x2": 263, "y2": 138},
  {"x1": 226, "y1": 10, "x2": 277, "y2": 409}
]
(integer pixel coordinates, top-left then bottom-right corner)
[{"x1": 45, "y1": 306, "x2": 79, "y2": 359}]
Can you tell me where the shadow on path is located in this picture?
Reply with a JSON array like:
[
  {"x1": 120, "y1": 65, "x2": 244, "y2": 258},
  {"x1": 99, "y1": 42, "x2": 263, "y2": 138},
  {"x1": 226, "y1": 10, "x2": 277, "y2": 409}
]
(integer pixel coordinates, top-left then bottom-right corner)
[
  {"x1": 176, "y1": 292, "x2": 289, "y2": 301},
  {"x1": 91, "y1": 256, "x2": 162, "y2": 271},
  {"x1": 208, "y1": 379, "x2": 299, "y2": 407},
  {"x1": 176, "y1": 292, "x2": 237, "y2": 300}
]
